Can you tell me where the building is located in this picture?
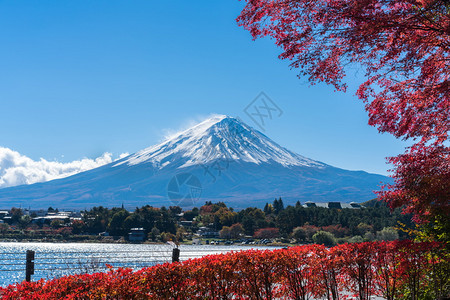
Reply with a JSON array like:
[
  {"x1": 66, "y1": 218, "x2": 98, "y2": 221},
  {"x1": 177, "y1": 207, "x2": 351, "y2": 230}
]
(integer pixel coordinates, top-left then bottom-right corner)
[
  {"x1": 197, "y1": 226, "x2": 219, "y2": 238},
  {"x1": 302, "y1": 201, "x2": 364, "y2": 209},
  {"x1": 128, "y1": 228, "x2": 146, "y2": 242},
  {"x1": 179, "y1": 220, "x2": 193, "y2": 228},
  {"x1": 0, "y1": 211, "x2": 9, "y2": 219}
]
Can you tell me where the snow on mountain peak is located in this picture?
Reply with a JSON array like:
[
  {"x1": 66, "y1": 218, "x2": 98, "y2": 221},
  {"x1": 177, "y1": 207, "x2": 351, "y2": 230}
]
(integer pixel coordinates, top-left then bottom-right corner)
[{"x1": 116, "y1": 115, "x2": 324, "y2": 169}]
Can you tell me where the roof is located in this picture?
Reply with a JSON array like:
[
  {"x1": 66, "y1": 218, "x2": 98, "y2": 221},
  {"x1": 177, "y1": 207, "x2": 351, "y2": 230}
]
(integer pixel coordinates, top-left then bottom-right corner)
[{"x1": 302, "y1": 201, "x2": 364, "y2": 209}]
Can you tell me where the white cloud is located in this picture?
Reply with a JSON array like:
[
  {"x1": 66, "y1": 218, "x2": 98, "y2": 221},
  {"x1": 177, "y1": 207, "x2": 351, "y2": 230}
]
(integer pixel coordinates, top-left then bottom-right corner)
[
  {"x1": 0, "y1": 147, "x2": 128, "y2": 189},
  {"x1": 118, "y1": 152, "x2": 130, "y2": 159}
]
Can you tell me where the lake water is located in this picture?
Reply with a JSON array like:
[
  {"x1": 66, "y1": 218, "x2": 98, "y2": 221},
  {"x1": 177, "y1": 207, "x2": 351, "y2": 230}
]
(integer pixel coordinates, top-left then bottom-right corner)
[{"x1": 0, "y1": 242, "x2": 278, "y2": 287}]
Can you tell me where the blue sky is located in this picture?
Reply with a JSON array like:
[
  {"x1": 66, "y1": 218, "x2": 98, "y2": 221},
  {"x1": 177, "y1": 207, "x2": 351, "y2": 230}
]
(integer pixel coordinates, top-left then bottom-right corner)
[{"x1": 0, "y1": 0, "x2": 409, "y2": 178}]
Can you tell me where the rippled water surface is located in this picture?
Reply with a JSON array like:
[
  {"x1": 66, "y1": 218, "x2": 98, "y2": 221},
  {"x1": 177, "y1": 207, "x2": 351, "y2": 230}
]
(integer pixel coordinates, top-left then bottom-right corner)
[{"x1": 0, "y1": 242, "x2": 276, "y2": 287}]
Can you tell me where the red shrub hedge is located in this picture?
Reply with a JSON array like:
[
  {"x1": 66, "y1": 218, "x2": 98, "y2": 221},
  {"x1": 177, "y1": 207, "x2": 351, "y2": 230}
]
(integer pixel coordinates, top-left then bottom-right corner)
[{"x1": 1, "y1": 241, "x2": 448, "y2": 299}]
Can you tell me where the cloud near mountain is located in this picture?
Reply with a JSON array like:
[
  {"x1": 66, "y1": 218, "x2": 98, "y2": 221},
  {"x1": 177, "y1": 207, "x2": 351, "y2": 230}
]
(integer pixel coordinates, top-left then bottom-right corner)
[{"x1": 0, "y1": 147, "x2": 128, "y2": 188}]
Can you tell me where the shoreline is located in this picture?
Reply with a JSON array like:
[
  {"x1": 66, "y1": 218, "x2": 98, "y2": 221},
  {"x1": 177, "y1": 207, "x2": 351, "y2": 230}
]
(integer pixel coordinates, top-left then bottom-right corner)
[{"x1": 0, "y1": 238, "x2": 290, "y2": 247}]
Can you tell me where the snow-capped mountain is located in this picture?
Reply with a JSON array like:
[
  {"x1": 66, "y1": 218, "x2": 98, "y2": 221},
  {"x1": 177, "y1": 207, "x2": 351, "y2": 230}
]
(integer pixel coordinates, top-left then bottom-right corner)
[
  {"x1": 118, "y1": 115, "x2": 323, "y2": 169},
  {"x1": 0, "y1": 115, "x2": 390, "y2": 209}
]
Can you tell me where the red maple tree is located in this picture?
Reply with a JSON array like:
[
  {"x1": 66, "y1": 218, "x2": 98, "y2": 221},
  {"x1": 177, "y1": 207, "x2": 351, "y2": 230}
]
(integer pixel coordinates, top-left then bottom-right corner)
[{"x1": 237, "y1": 0, "x2": 449, "y2": 225}]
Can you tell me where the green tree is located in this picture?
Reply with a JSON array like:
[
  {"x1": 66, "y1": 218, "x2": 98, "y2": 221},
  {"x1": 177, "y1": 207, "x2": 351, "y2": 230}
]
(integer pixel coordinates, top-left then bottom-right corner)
[
  {"x1": 239, "y1": 207, "x2": 267, "y2": 235},
  {"x1": 150, "y1": 227, "x2": 160, "y2": 241},
  {"x1": 376, "y1": 227, "x2": 399, "y2": 241},
  {"x1": 123, "y1": 214, "x2": 142, "y2": 232},
  {"x1": 168, "y1": 206, "x2": 182, "y2": 216},
  {"x1": 108, "y1": 209, "x2": 130, "y2": 236},
  {"x1": 273, "y1": 198, "x2": 284, "y2": 215},
  {"x1": 356, "y1": 223, "x2": 374, "y2": 236},
  {"x1": 219, "y1": 226, "x2": 231, "y2": 239},
  {"x1": 82, "y1": 206, "x2": 112, "y2": 234},
  {"x1": 214, "y1": 207, "x2": 237, "y2": 229},
  {"x1": 50, "y1": 219, "x2": 64, "y2": 229},
  {"x1": 9, "y1": 207, "x2": 23, "y2": 224},
  {"x1": 71, "y1": 220, "x2": 85, "y2": 234},
  {"x1": 291, "y1": 226, "x2": 307, "y2": 243},
  {"x1": 155, "y1": 209, "x2": 177, "y2": 234},
  {"x1": 183, "y1": 208, "x2": 199, "y2": 221},
  {"x1": 230, "y1": 223, "x2": 244, "y2": 239},
  {"x1": 263, "y1": 203, "x2": 274, "y2": 215},
  {"x1": 47, "y1": 207, "x2": 58, "y2": 213},
  {"x1": 348, "y1": 236, "x2": 364, "y2": 243},
  {"x1": 312, "y1": 231, "x2": 337, "y2": 247},
  {"x1": 160, "y1": 232, "x2": 176, "y2": 243},
  {"x1": 18, "y1": 215, "x2": 32, "y2": 229},
  {"x1": 0, "y1": 223, "x2": 10, "y2": 234},
  {"x1": 276, "y1": 206, "x2": 305, "y2": 234}
]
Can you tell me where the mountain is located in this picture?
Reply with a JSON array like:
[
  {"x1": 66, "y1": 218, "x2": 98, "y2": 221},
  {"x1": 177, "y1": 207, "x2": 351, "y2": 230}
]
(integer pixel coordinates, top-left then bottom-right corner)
[{"x1": 0, "y1": 115, "x2": 390, "y2": 209}]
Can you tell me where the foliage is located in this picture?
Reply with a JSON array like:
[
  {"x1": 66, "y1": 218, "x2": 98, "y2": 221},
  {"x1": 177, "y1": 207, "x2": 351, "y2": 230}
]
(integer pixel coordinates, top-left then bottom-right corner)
[
  {"x1": 9, "y1": 207, "x2": 23, "y2": 223},
  {"x1": 2, "y1": 201, "x2": 414, "y2": 244},
  {"x1": 253, "y1": 227, "x2": 279, "y2": 239},
  {"x1": 0, "y1": 223, "x2": 10, "y2": 234},
  {"x1": 219, "y1": 226, "x2": 232, "y2": 239},
  {"x1": 378, "y1": 145, "x2": 450, "y2": 237},
  {"x1": 238, "y1": 207, "x2": 268, "y2": 235},
  {"x1": 80, "y1": 205, "x2": 177, "y2": 238},
  {"x1": 322, "y1": 224, "x2": 349, "y2": 238},
  {"x1": 376, "y1": 227, "x2": 400, "y2": 241},
  {"x1": 237, "y1": 0, "x2": 450, "y2": 229},
  {"x1": 229, "y1": 223, "x2": 244, "y2": 239},
  {"x1": 274, "y1": 204, "x2": 412, "y2": 238},
  {"x1": 1, "y1": 241, "x2": 448, "y2": 299},
  {"x1": 272, "y1": 197, "x2": 284, "y2": 215},
  {"x1": 313, "y1": 230, "x2": 337, "y2": 247},
  {"x1": 348, "y1": 235, "x2": 365, "y2": 243},
  {"x1": 291, "y1": 226, "x2": 307, "y2": 242},
  {"x1": 18, "y1": 215, "x2": 32, "y2": 229},
  {"x1": 238, "y1": 0, "x2": 449, "y2": 141},
  {"x1": 107, "y1": 209, "x2": 130, "y2": 236},
  {"x1": 197, "y1": 202, "x2": 237, "y2": 230}
]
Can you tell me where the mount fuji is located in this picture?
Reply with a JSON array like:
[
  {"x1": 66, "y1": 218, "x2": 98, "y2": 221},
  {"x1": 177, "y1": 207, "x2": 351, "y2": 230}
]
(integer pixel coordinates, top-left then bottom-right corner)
[{"x1": 0, "y1": 115, "x2": 390, "y2": 209}]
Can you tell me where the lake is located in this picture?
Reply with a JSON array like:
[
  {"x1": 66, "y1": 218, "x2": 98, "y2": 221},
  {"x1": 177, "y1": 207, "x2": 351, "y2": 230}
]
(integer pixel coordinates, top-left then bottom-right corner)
[{"x1": 0, "y1": 242, "x2": 278, "y2": 287}]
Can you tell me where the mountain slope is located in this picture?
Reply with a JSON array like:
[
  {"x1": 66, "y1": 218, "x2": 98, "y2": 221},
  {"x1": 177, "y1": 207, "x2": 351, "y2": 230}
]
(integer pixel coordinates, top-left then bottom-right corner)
[
  {"x1": 0, "y1": 115, "x2": 390, "y2": 209},
  {"x1": 118, "y1": 115, "x2": 323, "y2": 169}
]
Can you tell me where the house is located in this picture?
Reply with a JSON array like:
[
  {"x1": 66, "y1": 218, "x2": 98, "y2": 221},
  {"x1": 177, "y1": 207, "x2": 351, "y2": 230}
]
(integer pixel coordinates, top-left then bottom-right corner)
[
  {"x1": 27, "y1": 210, "x2": 47, "y2": 217},
  {"x1": 302, "y1": 201, "x2": 364, "y2": 209},
  {"x1": 128, "y1": 228, "x2": 146, "y2": 242},
  {"x1": 0, "y1": 211, "x2": 9, "y2": 219},
  {"x1": 179, "y1": 220, "x2": 193, "y2": 228},
  {"x1": 197, "y1": 226, "x2": 219, "y2": 238},
  {"x1": 31, "y1": 212, "x2": 71, "y2": 225}
]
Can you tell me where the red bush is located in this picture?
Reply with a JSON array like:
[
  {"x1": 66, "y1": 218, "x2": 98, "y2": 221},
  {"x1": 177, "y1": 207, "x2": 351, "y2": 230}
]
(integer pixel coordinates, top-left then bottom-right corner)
[
  {"x1": 0, "y1": 241, "x2": 448, "y2": 299},
  {"x1": 253, "y1": 227, "x2": 279, "y2": 239}
]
